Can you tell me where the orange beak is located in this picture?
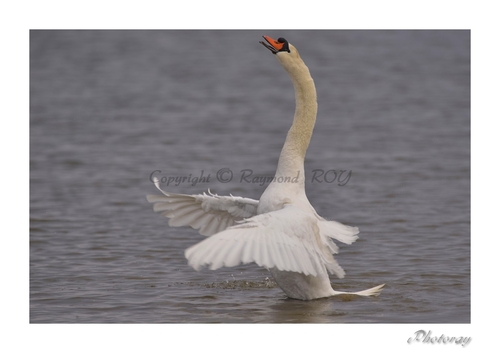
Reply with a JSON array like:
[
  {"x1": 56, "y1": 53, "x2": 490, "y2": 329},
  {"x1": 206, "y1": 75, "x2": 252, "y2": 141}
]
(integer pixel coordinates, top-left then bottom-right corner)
[{"x1": 262, "y1": 35, "x2": 285, "y2": 51}]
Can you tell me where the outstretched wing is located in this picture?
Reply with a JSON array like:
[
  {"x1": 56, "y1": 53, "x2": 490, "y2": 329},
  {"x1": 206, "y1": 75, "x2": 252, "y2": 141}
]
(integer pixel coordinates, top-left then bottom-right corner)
[
  {"x1": 184, "y1": 205, "x2": 351, "y2": 278},
  {"x1": 146, "y1": 178, "x2": 259, "y2": 236}
]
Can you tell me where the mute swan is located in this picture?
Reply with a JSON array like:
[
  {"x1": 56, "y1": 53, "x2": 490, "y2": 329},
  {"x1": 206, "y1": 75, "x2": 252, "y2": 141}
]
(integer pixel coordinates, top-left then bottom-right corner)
[{"x1": 147, "y1": 35, "x2": 384, "y2": 300}]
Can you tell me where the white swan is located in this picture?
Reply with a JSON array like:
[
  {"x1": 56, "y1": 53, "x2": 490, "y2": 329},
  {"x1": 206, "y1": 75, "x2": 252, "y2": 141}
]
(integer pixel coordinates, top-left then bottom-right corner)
[{"x1": 147, "y1": 36, "x2": 384, "y2": 300}]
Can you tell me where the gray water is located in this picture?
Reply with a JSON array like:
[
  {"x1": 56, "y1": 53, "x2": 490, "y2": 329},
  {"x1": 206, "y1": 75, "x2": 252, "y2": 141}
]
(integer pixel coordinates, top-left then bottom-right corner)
[{"x1": 30, "y1": 30, "x2": 470, "y2": 323}]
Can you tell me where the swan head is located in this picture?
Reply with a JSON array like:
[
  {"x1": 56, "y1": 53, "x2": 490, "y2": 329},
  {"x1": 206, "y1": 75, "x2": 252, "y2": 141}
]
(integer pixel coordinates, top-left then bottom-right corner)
[
  {"x1": 260, "y1": 35, "x2": 291, "y2": 54},
  {"x1": 259, "y1": 35, "x2": 302, "y2": 68}
]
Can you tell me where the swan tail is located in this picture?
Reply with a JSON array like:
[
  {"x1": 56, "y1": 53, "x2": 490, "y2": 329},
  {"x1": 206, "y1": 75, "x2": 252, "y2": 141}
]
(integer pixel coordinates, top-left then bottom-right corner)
[{"x1": 332, "y1": 283, "x2": 385, "y2": 297}]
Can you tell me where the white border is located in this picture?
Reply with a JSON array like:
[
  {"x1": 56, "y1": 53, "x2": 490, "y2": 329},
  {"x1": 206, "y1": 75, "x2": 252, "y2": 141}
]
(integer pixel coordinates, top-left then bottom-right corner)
[{"x1": 4, "y1": 0, "x2": 497, "y2": 351}]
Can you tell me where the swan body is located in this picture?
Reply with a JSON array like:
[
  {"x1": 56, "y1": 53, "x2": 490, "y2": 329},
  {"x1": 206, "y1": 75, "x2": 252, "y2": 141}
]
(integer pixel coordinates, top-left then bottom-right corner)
[{"x1": 147, "y1": 36, "x2": 384, "y2": 300}]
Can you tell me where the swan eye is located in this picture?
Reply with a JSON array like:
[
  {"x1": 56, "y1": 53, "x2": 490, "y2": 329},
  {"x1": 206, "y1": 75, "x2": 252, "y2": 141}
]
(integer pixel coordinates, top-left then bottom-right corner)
[{"x1": 277, "y1": 38, "x2": 290, "y2": 53}]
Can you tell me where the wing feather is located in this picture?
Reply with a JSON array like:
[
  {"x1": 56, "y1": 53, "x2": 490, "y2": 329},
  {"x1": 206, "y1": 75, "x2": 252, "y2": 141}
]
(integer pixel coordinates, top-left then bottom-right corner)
[
  {"x1": 241, "y1": 233, "x2": 255, "y2": 264},
  {"x1": 185, "y1": 205, "x2": 348, "y2": 277},
  {"x1": 266, "y1": 230, "x2": 282, "y2": 271},
  {"x1": 189, "y1": 212, "x2": 215, "y2": 230},
  {"x1": 153, "y1": 199, "x2": 195, "y2": 212},
  {"x1": 200, "y1": 216, "x2": 220, "y2": 237},
  {"x1": 147, "y1": 177, "x2": 259, "y2": 236},
  {"x1": 258, "y1": 231, "x2": 272, "y2": 268},
  {"x1": 210, "y1": 235, "x2": 235, "y2": 270},
  {"x1": 318, "y1": 218, "x2": 359, "y2": 244},
  {"x1": 224, "y1": 237, "x2": 246, "y2": 267},
  {"x1": 279, "y1": 232, "x2": 294, "y2": 271},
  {"x1": 163, "y1": 203, "x2": 201, "y2": 219},
  {"x1": 167, "y1": 209, "x2": 205, "y2": 227}
]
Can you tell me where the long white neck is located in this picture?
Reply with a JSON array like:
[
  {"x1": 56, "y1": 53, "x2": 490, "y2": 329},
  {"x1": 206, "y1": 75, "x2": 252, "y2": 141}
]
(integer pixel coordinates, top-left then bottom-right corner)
[{"x1": 275, "y1": 56, "x2": 317, "y2": 183}]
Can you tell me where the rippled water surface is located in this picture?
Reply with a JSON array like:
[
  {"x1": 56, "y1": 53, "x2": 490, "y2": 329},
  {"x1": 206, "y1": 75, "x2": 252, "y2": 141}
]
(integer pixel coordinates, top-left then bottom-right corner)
[{"x1": 30, "y1": 30, "x2": 470, "y2": 323}]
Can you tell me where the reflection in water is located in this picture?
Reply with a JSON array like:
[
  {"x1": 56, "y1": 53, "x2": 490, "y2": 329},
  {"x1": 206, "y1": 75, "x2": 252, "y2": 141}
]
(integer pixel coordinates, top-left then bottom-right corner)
[{"x1": 267, "y1": 297, "x2": 346, "y2": 323}]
